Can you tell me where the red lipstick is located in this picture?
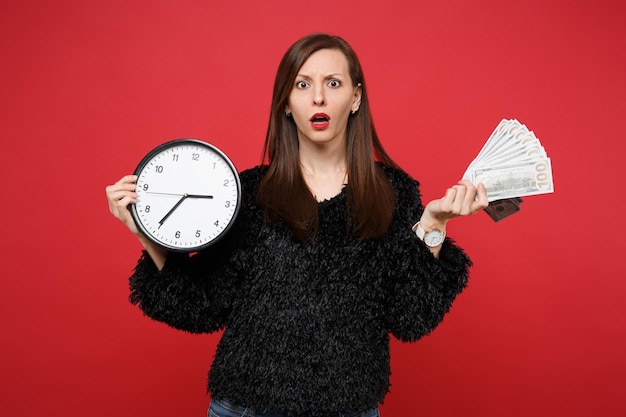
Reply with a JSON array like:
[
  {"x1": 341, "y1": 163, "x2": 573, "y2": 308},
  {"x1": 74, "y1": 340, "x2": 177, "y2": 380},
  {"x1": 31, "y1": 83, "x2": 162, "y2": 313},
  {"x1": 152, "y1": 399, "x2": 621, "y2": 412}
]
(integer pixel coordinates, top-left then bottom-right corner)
[{"x1": 310, "y1": 113, "x2": 330, "y2": 130}]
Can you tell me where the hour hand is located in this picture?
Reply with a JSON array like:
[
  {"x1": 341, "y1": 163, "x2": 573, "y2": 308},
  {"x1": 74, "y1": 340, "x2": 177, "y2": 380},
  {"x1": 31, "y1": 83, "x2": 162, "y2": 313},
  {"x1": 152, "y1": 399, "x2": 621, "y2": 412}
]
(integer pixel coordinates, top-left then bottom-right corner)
[{"x1": 186, "y1": 194, "x2": 214, "y2": 199}]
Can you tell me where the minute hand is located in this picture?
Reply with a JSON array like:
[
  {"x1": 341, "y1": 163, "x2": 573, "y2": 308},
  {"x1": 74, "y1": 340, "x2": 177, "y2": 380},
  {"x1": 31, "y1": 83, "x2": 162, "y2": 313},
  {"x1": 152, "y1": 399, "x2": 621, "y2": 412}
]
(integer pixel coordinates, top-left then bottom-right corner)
[{"x1": 158, "y1": 194, "x2": 188, "y2": 228}]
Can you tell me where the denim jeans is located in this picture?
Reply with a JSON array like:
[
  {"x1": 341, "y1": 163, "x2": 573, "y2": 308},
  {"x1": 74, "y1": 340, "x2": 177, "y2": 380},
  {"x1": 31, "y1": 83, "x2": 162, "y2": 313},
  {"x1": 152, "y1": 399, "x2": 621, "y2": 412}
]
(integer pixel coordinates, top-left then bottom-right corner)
[{"x1": 207, "y1": 397, "x2": 380, "y2": 417}]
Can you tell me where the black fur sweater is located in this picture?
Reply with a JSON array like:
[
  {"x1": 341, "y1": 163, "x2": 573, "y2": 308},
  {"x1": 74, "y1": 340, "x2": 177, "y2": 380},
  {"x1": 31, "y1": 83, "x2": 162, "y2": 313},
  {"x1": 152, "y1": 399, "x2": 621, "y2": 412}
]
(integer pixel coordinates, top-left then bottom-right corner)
[{"x1": 129, "y1": 164, "x2": 472, "y2": 417}]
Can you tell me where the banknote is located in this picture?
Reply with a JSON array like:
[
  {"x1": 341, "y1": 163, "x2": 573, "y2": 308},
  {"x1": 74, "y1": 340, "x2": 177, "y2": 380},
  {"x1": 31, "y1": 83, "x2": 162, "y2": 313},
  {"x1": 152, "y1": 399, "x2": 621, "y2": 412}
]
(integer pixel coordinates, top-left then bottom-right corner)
[
  {"x1": 472, "y1": 158, "x2": 553, "y2": 202},
  {"x1": 464, "y1": 119, "x2": 554, "y2": 220},
  {"x1": 484, "y1": 197, "x2": 524, "y2": 222}
]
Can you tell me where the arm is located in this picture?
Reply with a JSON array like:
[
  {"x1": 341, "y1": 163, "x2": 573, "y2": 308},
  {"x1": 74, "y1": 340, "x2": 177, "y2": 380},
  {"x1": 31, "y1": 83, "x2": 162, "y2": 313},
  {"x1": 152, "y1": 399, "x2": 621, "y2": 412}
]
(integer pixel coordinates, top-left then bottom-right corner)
[
  {"x1": 380, "y1": 169, "x2": 486, "y2": 342},
  {"x1": 128, "y1": 236, "x2": 243, "y2": 334},
  {"x1": 105, "y1": 173, "x2": 251, "y2": 333}
]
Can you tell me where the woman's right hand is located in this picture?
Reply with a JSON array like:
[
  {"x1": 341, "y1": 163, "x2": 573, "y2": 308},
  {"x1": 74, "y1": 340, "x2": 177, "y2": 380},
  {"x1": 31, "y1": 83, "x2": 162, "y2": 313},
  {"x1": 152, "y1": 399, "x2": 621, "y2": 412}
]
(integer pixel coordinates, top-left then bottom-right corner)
[
  {"x1": 106, "y1": 175, "x2": 168, "y2": 270},
  {"x1": 105, "y1": 175, "x2": 141, "y2": 236}
]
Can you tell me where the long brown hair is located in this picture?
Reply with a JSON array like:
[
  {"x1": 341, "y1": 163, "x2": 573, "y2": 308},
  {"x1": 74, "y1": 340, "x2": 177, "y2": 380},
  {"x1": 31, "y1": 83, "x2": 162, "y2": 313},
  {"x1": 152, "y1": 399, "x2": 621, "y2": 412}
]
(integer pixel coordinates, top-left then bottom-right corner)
[{"x1": 257, "y1": 33, "x2": 399, "y2": 242}]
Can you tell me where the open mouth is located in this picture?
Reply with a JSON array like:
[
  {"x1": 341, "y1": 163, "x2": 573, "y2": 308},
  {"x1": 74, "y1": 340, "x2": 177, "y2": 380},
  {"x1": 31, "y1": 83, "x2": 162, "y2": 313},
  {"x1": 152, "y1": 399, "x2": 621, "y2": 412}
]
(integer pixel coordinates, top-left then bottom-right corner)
[{"x1": 310, "y1": 113, "x2": 330, "y2": 129}]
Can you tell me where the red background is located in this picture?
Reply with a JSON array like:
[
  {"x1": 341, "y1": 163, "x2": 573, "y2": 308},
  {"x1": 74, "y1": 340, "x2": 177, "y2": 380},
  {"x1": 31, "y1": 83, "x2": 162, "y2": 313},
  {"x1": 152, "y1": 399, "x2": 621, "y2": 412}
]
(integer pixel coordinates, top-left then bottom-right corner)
[{"x1": 1, "y1": 1, "x2": 624, "y2": 416}]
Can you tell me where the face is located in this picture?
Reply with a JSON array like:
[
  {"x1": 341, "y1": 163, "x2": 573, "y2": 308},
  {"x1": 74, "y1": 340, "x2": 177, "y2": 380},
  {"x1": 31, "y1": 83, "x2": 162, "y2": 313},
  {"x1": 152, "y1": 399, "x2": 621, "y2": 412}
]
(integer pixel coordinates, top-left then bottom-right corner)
[{"x1": 285, "y1": 48, "x2": 362, "y2": 148}]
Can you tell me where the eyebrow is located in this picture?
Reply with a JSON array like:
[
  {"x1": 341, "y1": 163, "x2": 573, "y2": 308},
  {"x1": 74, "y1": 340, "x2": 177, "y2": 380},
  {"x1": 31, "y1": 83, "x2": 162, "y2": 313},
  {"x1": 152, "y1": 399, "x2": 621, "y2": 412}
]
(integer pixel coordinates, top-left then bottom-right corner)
[{"x1": 295, "y1": 73, "x2": 345, "y2": 80}]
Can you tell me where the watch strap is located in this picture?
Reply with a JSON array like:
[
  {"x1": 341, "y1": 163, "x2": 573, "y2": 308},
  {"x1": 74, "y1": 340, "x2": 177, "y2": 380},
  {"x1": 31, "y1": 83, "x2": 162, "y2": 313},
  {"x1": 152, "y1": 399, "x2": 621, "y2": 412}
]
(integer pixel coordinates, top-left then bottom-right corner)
[{"x1": 413, "y1": 222, "x2": 427, "y2": 240}]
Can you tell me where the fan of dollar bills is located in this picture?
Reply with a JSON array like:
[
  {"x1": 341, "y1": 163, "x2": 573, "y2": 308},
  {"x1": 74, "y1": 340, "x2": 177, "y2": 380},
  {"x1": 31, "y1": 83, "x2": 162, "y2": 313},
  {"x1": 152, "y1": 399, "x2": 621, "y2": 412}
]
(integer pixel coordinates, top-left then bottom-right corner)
[{"x1": 463, "y1": 119, "x2": 554, "y2": 221}]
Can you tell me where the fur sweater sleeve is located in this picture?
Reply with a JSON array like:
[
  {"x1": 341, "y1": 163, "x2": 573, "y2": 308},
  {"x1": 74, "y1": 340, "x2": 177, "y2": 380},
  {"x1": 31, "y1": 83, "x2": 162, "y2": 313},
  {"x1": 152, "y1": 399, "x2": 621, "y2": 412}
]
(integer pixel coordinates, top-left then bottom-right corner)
[
  {"x1": 380, "y1": 165, "x2": 472, "y2": 342},
  {"x1": 127, "y1": 167, "x2": 264, "y2": 334}
]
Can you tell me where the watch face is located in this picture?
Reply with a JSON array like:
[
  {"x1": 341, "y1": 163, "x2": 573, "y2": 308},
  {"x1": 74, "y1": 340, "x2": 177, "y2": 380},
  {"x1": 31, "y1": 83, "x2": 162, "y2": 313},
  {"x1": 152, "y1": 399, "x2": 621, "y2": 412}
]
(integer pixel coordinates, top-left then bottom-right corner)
[
  {"x1": 424, "y1": 229, "x2": 445, "y2": 247},
  {"x1": 130, "y1": 139, "x2": 241, "y2": 252}
]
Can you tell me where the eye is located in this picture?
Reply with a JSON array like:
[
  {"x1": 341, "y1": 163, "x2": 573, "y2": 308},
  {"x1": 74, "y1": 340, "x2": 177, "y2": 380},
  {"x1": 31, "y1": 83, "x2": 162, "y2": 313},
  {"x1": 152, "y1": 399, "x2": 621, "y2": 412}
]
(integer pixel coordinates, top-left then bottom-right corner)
[
  {"x1": 328, "y1": 79, "x2": 341, "y2": 88},
  {"x1": 295, "y1": 80, "x2": 309, "y2": 89}
]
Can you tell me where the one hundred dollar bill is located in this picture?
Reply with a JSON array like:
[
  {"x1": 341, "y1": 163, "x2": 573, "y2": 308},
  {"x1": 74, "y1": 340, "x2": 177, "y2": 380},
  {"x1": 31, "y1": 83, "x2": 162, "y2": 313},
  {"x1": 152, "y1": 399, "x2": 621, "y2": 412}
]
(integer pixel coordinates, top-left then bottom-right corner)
[
  {"x1": 464, "y1": 119, "x2": 554, "y2": 221},
  {"x1": 472, "y1": 158, "x2": 554, "y2": 202},
  {"x1": 484, "y1": 197, "x2": 523, "y2": 222}
]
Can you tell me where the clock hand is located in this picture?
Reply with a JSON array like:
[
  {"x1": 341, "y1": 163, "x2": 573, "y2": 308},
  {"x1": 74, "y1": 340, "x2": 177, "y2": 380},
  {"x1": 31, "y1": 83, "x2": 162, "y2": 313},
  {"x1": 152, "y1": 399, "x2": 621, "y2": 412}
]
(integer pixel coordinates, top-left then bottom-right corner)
[
  {"x1": 144, "y1": 192, "x2": 214, "y2": 199},
  {"x1": 186, "y1": 194, "x2": 214, "y2": 199},
  {"x1": 144, "y1": 191, "x2": 185, "y2": 197},
  {"x1": 158, "y1": 194, "x2": 188, "y2": 228}
]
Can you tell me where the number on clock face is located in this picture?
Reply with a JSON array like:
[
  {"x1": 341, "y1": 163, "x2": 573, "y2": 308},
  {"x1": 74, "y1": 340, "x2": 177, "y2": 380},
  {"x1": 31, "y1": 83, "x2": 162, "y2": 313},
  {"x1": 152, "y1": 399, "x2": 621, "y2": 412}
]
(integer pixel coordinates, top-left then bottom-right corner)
[{"x1": 131, "y1": 140, "x2": 241, "y2": 251}]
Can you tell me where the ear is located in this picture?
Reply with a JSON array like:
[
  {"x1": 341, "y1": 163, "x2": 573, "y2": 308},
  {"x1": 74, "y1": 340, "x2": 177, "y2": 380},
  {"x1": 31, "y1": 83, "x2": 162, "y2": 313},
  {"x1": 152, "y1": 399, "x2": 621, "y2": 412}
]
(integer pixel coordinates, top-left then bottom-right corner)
[
  {"x1": 352, "y1": 83, "x2": 362, "y2": 113},
  {"x1": 284, "y1": 104, "x2": 291, "y2": 116}
]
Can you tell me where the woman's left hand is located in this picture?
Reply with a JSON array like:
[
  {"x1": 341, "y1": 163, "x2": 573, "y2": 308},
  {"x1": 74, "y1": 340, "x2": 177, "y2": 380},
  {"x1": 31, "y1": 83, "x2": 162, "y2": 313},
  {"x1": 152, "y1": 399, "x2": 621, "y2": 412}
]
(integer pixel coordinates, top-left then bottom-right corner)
[{"x1": 420, "y1": 180, "x2": 489, "y2": 228}]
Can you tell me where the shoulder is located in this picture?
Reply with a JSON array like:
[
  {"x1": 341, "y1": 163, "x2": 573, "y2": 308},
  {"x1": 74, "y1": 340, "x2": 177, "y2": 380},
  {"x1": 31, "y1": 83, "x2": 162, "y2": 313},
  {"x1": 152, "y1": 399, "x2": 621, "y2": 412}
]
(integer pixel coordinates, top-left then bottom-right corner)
[
  {"x1": 238, "y1": 165, "x2": 269, "y2": 194},
  {"x1": 376, "y1": 162, "x2": 423, "y2": 220},
  {"x1": 239, "y1": 164, "x2": 268, "y2": 183},
  {"x1": 377, "y1": 162, "x2": 420, "y2": 193},
  {"x1": 225, "y1": 165, "x2": 268, "y2": 237}
]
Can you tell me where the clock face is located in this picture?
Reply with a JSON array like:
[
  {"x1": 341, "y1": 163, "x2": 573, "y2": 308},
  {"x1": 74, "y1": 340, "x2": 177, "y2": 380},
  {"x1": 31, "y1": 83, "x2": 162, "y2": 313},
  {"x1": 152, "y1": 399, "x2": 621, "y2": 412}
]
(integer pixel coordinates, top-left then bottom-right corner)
[
  {"x1": 424, "y1": 229, "x2": 444, "y2": 247},
  {"x1": 130, "y1": 139, "x2": 241, "y2": 252}
]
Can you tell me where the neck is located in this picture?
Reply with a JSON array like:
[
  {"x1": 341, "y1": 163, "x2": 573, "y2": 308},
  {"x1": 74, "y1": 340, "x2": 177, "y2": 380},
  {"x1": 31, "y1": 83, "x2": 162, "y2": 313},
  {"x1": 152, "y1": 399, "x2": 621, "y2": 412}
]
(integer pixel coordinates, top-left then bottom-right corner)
[
  {"x1": 298, "y1": 140, "x2": 348, "y2": 201},
  {"x1": 298, "y1": 139, "x2": 347, "y2": 177}
]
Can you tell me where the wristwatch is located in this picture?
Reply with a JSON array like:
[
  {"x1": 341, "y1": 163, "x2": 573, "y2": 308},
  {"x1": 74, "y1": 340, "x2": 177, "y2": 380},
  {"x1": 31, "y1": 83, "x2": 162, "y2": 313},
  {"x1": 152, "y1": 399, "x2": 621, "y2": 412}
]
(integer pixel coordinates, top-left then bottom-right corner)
[{"x1": 413, "y1": 222, "x2": 445, "y2": 247}]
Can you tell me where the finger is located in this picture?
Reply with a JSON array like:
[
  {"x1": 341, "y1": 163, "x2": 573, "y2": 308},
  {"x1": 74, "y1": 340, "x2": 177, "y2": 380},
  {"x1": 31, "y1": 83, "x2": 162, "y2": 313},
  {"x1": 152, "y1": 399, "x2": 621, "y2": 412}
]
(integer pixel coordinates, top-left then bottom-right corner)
[
  {"x1": 117, "y1": 174, "x2": 138, "y2": 185},
  {"x1": 116, "y1": 194, "x2": 136, "y2": 207},
  {"x1": 109, "y1": 196, "x2": 137, "y2": 223},
  {"x1": 107, "y1": 188, "x2": 137, "y2": 203},
  {"x1": 439, "y1": 187, "x2": 458, "y2": 213},
  {"x1": 107, "y1": 192, "x2": 137, "y2": 217},
  {"x1": 457, "y1": 181, "x2": 478, "y2": 215},
  {"x1": 472, "y1": 182, "x2": 489, "y2": 212},
  {"x1": 456, "y1": 180, "x2": 489, "y2": 215},
  {"x1": 106, "y1": 181, "x2": 137, "y2": 201},
  {"x1": 108, "y1": 180, "x2": 137, "y2": 193},
  {"x1": 106, "y1": 175, "x2": 137, "y2": 190},
  {"x1": 450, "y1": 184, "x2": 467, "y2": 215}
]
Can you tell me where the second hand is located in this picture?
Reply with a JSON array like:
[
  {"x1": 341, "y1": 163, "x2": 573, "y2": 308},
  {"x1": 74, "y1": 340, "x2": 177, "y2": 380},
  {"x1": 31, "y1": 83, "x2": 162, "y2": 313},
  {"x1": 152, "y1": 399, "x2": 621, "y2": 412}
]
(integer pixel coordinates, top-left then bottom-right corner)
[{"x1": 146, "y1": 191, "x2": 214, "y2": 198}]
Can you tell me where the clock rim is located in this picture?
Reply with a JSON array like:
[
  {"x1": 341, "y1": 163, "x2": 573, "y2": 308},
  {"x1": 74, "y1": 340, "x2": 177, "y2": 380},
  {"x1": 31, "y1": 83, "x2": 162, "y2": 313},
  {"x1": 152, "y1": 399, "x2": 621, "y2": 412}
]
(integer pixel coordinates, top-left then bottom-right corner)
[{"x1": 129, "y1": 138, "x2": 242, "y2": 253}]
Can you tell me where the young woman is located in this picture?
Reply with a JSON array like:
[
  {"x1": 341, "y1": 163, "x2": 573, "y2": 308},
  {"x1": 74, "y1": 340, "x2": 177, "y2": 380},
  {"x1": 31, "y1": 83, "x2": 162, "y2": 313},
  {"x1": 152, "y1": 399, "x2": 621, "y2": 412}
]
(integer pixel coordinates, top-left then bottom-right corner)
[{"x1": 106, "y1": 33, "x2": 488, "y2": 417}]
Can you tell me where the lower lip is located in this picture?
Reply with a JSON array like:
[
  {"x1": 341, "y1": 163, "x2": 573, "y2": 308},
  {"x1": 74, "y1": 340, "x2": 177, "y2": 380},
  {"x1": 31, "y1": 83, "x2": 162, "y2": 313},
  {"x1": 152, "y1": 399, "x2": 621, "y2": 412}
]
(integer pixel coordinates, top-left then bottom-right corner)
[{"x1": 311, "y1": 120, "x2": 330, "y2": 130}]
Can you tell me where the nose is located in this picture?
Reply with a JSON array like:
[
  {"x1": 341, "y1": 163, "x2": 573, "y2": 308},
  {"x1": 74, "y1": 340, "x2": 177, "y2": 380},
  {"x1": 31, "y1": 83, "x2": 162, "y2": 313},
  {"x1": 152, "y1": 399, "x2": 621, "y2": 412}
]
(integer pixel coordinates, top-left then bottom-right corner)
[{"x1": 313, "y1": 85, "x2": 325, "y2": 106}]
